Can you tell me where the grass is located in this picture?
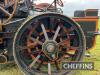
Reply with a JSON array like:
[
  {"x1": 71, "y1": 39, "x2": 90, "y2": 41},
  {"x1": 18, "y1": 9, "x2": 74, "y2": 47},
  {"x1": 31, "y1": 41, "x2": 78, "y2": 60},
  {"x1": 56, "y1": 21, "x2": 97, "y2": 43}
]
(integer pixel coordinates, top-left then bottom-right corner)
[
  {"x1": 0, "y1": 63, "x2": 22, "y2": 75},
  {"x1": 74, "y1": 18, "x2": 100, "y2": 75},
  {"x1": 0, "y1": 21, "x2": 100, "y2": 75},
  {"x1": 0, "y1": 36, "x2": 100, "y2": 75},
  {"x1": 74, "y1": 36, "x2": 100, "y2": 75}
]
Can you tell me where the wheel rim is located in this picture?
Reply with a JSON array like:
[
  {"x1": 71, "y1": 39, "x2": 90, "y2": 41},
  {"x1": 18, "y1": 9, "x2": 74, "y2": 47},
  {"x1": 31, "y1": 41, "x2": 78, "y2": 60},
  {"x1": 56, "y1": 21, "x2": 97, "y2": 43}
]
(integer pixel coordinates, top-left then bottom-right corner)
[{"x1": 13, "y1": 13, "x2": 86, "y2": 75}]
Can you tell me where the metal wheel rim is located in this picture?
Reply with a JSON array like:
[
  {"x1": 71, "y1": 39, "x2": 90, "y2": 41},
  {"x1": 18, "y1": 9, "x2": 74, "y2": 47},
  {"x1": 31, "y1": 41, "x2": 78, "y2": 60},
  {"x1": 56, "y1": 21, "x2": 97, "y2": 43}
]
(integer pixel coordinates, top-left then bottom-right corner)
[{"x1": 13, "y1": 13, "x2": 86, "y2": 75}]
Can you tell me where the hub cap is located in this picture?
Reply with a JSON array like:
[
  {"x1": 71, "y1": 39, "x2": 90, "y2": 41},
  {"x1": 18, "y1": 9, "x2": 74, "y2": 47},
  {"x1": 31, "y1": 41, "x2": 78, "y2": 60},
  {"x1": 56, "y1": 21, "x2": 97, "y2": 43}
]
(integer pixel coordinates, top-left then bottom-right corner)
[{"x1": 43, "y1": 40, "x2": 58, "y2": 60}]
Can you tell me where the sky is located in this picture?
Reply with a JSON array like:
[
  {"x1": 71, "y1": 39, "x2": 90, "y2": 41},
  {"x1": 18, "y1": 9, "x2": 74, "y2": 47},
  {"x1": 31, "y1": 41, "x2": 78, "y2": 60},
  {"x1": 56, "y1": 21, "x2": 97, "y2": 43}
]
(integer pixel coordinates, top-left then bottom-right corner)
[{"x1": 34, "y1": 0, "x2": 100, "y2": 16}]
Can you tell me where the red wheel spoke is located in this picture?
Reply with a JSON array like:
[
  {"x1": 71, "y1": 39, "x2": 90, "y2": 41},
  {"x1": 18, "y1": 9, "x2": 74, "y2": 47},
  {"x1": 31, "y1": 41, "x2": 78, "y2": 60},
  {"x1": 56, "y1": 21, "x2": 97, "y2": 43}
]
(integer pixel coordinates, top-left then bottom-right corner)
[
  {"x1": 27, "y1": 42, "x2": 37, "y2": 48},
  {"x1": 18, "y1": 46, "x2": 41, "y2": 54},
  {"x1": 59, "y1": 38, "x2": 70, "y2": 47},
  {"x1": 62, "y1": 26, "x2": 69, "y2": 33},
  {"x1": 64, "y1": 39, "x2": 70, "y2": 47},
  {"x1": 17, "y1": 46, "x2": 28, "y2": 50},
  {"x1": 62, "y1": 26, "x2": 77, "y2": 33},
  {"x1": 69, "y1": 46, "x2": 78, "y2": 50},
  {"x1": 29, "y1": 37, "x2": 43, "y2": 45}
]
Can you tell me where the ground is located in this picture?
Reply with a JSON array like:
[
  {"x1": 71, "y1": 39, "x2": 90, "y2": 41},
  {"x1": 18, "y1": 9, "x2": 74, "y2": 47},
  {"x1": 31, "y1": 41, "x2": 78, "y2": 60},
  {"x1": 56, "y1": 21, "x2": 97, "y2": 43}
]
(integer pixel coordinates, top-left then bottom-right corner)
[
  {"x1": 74, "y1": 35, "x2": 100, "y2": 75},
  {"x1": 0, "y1": 27, "x2": 100, "y2": 75}
]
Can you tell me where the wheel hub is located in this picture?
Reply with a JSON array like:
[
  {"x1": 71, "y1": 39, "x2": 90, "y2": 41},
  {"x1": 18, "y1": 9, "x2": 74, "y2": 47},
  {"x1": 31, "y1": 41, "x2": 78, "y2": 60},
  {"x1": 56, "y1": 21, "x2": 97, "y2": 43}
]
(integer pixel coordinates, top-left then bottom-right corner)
[
  {"x1": 42, "y1": 40, "x2": 59, "y2": 60},
  {"x1": 44, "y1": 41, "x2": 58, "y2": 52},
  {"x1": 46, "y1": 44, "x2": 55, "y2": 52}
]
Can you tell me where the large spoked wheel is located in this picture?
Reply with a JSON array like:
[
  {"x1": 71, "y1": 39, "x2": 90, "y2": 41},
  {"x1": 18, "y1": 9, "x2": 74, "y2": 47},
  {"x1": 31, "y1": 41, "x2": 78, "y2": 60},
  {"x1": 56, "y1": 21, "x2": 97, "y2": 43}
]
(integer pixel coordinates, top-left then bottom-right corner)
[
  {"x1": 0, "y1": 0, "x2": 18, "y2": 25},
  {"x1": 13, "y1": 13, "x2": 86, "y2": 75}
]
